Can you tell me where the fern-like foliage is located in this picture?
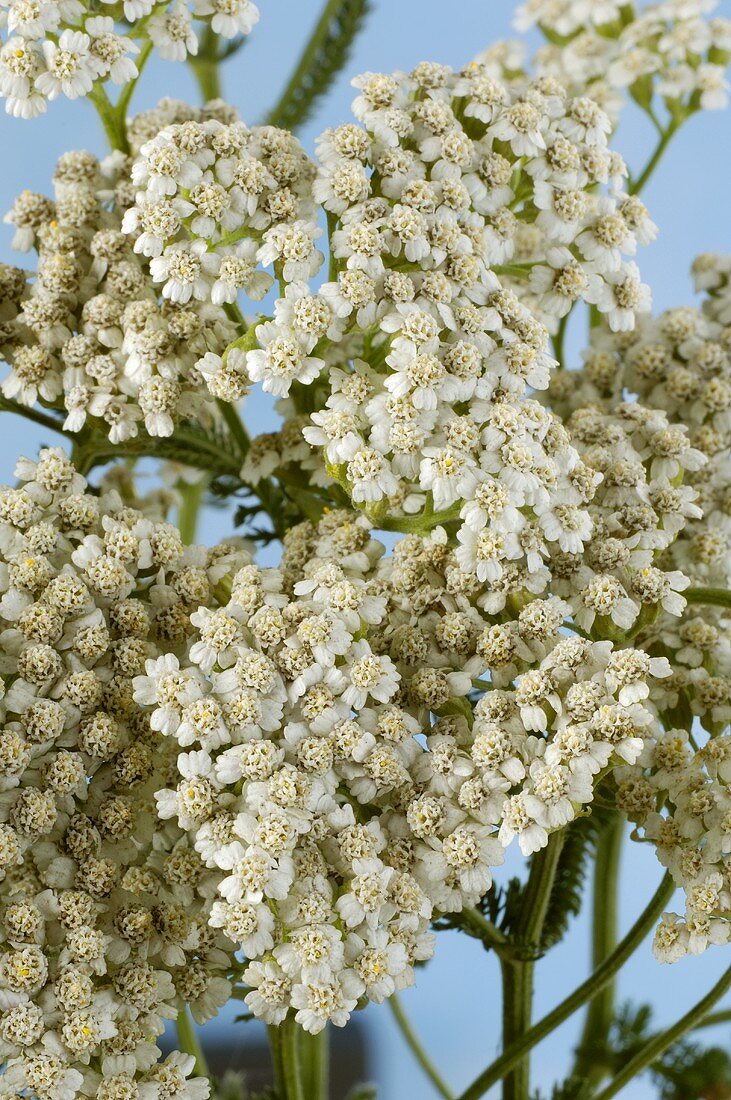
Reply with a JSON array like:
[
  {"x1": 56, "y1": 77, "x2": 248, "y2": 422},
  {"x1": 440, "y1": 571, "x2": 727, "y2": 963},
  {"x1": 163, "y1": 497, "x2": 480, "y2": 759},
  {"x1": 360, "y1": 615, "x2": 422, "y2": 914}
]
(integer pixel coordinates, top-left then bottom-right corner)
[
  {"x1": 265, "y1": 0, "x2": 372, "y2": 133},
  {"x1": 531, "y1": 1079, "x2": 593, "y2": 1100},
  {"x1": 605, "y1": 1001, "x2": 731, "y2": 1100}
]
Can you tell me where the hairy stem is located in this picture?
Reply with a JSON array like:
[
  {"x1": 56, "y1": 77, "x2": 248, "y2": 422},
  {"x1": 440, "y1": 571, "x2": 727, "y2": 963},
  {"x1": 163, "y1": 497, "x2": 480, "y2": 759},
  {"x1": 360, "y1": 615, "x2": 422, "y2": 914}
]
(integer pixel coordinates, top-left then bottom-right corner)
[
  {"x1": 685, "y1": 585, "x2": 731, "y2": 610},
  {"x1": 388, "y1": 993, "x2": 454, "y2": 1100},
  {"x1": 573, "y1": 812, "x2": 623, "y2": 1087},
  {"x1": 299, "y1": 1027, "x2": 329, "y2": 1100},
  {"x1": 500, "y1": 832, "x2": 565, "y2": 1100},
  {"x1": 594, "y1": 965, "x2": 731, "y2": 1100},
  {"x1": 88, "y1": 84, "x2": 130, "y2": 153},
  {"x1": 458, "y1": 908, "x2": 509, "y2": 954},
  {"x1": 458, "y1": 872, "x2": 675, "y2": 1100},
  {"x1": 175, "y1": 1007, "x2": 208, "y2": 1076},
  {"x1": 177, "y1": 476, "x2": 207, "y2": 543},
  {"x1": 271, "y1": 1018, "x2": 304, "y2": 1100}
]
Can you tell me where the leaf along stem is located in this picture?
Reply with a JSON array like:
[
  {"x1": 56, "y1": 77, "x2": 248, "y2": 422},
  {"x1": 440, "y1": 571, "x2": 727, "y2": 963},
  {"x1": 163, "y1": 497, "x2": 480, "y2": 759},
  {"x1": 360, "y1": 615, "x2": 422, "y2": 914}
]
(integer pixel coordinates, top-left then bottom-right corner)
[
  {"x1": 457, "y1": 872, "x2": 675, "y2": 1100},
  {"x1": 388, "y1": 993, "x2": 455, "y2": 1100},
  {"x1": 264, "y1": 0, "x2": 372, "y2": 132}
]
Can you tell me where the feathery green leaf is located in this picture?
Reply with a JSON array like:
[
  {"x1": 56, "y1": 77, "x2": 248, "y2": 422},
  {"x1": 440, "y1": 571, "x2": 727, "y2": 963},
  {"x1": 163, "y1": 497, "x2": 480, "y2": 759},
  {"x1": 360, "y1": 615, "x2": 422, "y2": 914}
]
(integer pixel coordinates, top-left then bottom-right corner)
[{"x1": 264, "y1": 0, "x2": 372, "y2": 133}]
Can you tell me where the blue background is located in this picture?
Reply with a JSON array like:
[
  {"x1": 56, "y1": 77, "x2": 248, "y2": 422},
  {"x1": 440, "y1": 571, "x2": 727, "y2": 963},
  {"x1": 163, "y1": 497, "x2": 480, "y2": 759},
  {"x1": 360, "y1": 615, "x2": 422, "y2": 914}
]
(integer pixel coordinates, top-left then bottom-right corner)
[{"x1": 1, "y1": 2, "x2": 730, "y2": 1095}]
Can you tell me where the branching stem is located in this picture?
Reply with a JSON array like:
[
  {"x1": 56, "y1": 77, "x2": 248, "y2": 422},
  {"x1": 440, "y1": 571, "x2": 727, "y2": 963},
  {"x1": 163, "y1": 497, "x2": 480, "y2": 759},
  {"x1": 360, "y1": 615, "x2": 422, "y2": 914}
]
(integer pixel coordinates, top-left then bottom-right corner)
[
  {"x1": 388, "y1": 994, "x2": 455, "y2": 1100},
  {"x1": 458, "y1": 872, "x2": 675, "y2": 1100},
  {"x1": 594, "y1": 965, "x2": 731, "y2": 1100}
]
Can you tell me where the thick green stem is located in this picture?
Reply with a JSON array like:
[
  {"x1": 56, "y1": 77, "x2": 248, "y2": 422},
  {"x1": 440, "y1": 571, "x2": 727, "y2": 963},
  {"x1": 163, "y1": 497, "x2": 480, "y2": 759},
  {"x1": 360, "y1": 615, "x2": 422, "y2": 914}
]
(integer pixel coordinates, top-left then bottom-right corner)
[
  {"x1": 574, "y1": 812, "x2": 623, "y2": 1087},
  {"x1": 88, "y1": 84, "x2": 130, "y2": 153},
  {"x1": 176, "y1": 1007, "x2": 208, "y2": 1076},
  {"x1": 594, "y1": 965, "x2": 731, "y2": 1100},
  {"x1": 177, "y1": 476, "x2": 207, "y2": 543},
  {"x1": 685, "y1": 586, "x2": 731, "y2": 610},
  {"x1": 268, "y1": 1018, "x2": 304, "y2": 1100},
  {"x1": 500, "y1": 960, "x2": 532, "y2": 1100},
  {"x1": 190, "y1": 25, "x2": 222, "y2": 101},
  {"x1": 388, "y1": 994, "x2": 454, "y2": 1100},
  {"x1": 299, "y1": 1027, "x2": 329, "y2": 1100},
  {"x1": 458, "y1": 873, "x2": 675, "y2": 1100},
  {"x1": 500, "y1": 832, "x2": 565, "y2": 1100}
]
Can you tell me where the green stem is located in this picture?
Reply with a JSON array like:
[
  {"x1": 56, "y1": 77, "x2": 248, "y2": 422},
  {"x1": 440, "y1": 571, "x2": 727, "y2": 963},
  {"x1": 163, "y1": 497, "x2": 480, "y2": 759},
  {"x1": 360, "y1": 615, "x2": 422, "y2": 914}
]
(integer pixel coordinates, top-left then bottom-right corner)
[
  {"x1": 388, "y1": 994, "x2": 455, "y2": 1100},
  {"x1": 594, "y1": 965, "x2": 731, "y2": 1100},
  {"x1": 0, "y1": 396, "x2": 69, "y2": 436},
  {"x1": 574, "y1": 812, "x2": 623, "y2": 1088},
  {"x1": 629, "y1": 119, "x2": 680, "y2": 195},
  {"x1": 458, "y1": 908, "x2": 509, "y2": 954},
  {"x1": 268, "y1": 1024, "x2": 286, "y2": 1097},
  {"x1": 692, "y1": 1008, "x2": 731, "y2": 1031},
  {"x1": 272, "y1": 1018, "x2": 304, "y2": 1100},
  {"x1": 500, "y1": 960, "x2": 533, "y2": 1100},
  {"x1": 685, "y1": 586, "x2": 731, "y2": 610},
  {"x1": 500, "y1": 832, "x2": 565, "y2": 1100},
  {"x1": 551, "y1": 313, "x2": 568, "y2": 368},
  {"x1": 88, "y1": 84, "x2": 130, "y2": 153},
  {"x1": 216, "y1": 398, "x2": 250, "y2": 457},
  {"x1": 175, "y1": 1007, "x2": 208, "y2": 1076},
  {"x1": 300, "y1": 1027, "x2": 329, "y2": 1100},
  {"x1": 376, "y1": 500, "x2": 462, "y2": 533},
  {"x1": 457, "y1": 872, "x2": 675, "y2": 1100},
  {"x1": 117, "y1": 39, "x2": 154, "y2": 124},
  {"x1": 190, "y1": 25, "x2": 223, "y2": 101},
  {"x1": 177, "y1": 475, "x2": 207, "y2": 543}
]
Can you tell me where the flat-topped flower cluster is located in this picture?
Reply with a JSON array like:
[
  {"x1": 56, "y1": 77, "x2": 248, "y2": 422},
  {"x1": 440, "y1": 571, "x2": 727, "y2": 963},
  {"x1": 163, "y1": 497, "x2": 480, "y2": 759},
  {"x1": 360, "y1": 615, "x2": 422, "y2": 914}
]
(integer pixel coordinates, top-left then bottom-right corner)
[
  {"x1": 0, "y1": 448, "x2": 238, "y2": 1100},
  {"x1": 0, "y1": 0, "x2": 730, "y2": 1091},
  {"x1": 0, "y1": 0, "x2": 259, "y2": 118}
]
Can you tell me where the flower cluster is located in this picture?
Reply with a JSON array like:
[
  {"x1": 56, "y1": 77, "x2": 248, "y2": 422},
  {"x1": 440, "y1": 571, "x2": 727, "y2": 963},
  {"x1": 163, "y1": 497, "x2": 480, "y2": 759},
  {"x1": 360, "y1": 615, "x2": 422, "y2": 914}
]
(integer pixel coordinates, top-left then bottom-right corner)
[
  {"x1": 124, "y1": 112, "x2": 319, "y2": 314},
  {"x1": 194, "y1": 62, "x2": 656, "y2": 558},
  {"x1": 546, "y1": 257, "x2": 731, "y2": 960},
  {"x1": 1, "y1": 120, "x2": 238, "y2": 442},
  {"x1": 129, "y1": 505, "x2": 673, "y2": 1032},
  {"x1": 0, "y1": 447, "x2": 242, "y2": 1100},
  {"x1": 0, "y1": 0, "x2": 259, "y2": 118},
  {"x1": 512, "y1": 0, "x2": 731, "y2": 123}
]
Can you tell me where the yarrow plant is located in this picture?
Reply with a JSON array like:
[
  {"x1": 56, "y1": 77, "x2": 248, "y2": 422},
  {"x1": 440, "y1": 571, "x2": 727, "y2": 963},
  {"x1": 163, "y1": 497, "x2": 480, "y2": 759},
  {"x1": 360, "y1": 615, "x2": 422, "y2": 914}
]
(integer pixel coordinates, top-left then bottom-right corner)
[{"x1": 0, "y1": 1, "x2": 730, "y2": 1099}]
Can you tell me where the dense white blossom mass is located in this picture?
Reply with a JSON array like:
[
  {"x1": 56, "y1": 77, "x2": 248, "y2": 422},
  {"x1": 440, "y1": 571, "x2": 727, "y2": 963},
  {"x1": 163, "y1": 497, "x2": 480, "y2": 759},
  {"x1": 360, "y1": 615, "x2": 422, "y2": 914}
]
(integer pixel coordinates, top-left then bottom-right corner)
[{"x1": 0, "y1": 0, "x2": 729, "y2": 1093}]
